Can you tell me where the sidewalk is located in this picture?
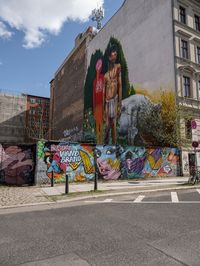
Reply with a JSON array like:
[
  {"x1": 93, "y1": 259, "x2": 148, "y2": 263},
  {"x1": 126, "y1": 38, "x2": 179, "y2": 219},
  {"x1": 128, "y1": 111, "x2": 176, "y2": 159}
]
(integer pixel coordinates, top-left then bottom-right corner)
[
  {"x1": 0, "y1": 177, "x2": 190, "y2": 208},
  {"x1": 41, "y1": 177, "x2": 189, "y2": 196}
]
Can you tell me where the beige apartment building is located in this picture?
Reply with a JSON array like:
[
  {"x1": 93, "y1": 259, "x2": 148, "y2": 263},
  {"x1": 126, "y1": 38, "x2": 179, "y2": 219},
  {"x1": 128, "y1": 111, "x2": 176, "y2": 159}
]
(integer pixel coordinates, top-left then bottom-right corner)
[{"x1": 174, "y1": 0, "x2": 200, "y2": 173}]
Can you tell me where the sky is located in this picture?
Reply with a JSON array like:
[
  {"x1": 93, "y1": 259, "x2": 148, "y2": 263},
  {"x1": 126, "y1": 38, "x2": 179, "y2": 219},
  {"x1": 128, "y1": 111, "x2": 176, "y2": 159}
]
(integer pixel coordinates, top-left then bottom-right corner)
[{"x1": 0, "y1": 0, "x2": 124, "y2": 97}]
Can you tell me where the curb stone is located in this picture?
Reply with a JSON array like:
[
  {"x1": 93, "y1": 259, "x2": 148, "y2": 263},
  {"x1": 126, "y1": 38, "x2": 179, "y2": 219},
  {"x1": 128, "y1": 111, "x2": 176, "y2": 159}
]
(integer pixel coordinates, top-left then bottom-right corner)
[{"x1": 0, "y1": 183, "x2": 199, "y2": 210}]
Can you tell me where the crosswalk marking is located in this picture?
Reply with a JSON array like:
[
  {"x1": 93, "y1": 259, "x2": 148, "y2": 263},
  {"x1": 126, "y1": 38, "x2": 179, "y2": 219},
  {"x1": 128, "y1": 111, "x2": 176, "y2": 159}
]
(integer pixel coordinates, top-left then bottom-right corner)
[
  {"x1": 85, "y1": 190, "x2": 200, "y2": 204},
  {"x1": 171, "y1": 192, "x2": 179, "y2": 203},
  {"x1": 104, "y1": 199, "x2": 113, "y2": 202},
  {"x1": 134, "y1": 195, "x2": 145, "y2": 203}
]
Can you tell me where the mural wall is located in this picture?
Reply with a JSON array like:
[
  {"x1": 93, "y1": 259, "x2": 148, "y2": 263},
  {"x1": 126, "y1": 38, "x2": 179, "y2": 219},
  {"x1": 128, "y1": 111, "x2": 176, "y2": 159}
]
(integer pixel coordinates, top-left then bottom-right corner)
[
  {"x1": 83, "y1": 37, "x2": 177, "y2": 147},
  {"x1": 37, "y1": 141, "x2": 95, "y2": 184},
  {"x1": 37, "y1": 141, "x2": 180, "y2": 183},
  {"x1": 0, "y1": 144, "x2": 36, "y2": 185}
]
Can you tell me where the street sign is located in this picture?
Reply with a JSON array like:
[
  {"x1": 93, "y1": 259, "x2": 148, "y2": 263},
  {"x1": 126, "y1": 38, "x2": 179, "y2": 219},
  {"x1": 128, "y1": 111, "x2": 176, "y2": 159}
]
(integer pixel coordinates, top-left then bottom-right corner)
[
  {"x1": 192, "y1": 141, "x2": 199, "y2": 148},
  {"x1": 191, "y1": 120, "x2": 197, "y2": 129}
]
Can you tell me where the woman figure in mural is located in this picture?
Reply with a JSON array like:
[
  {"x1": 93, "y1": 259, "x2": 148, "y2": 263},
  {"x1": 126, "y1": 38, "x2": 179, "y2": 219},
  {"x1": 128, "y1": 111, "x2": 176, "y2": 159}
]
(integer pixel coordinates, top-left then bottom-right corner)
[
  {"x1": 104, "y1": 45, "x2": 122, "y2": 144},
  {"x1": 93, "y1": 58, "x2": 104, "y2": 144}
]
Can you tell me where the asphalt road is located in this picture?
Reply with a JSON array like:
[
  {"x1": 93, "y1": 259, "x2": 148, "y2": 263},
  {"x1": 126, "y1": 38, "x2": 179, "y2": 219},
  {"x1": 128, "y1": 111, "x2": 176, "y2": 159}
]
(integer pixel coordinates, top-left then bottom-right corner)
[{"x1": 0, "y1": 189, "x2": 200, "y2": 266}]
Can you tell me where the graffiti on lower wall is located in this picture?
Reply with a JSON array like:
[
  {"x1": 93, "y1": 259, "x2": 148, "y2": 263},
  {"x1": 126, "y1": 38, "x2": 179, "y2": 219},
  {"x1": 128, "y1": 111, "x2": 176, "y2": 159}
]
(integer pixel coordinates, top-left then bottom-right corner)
[
  {"x1": 0, "y1": 144, "x2": 35, "y2": 185},
  {"x1": 94, "y1": 145, "x2": 121, "y2": 180},
  {"x1": 37, "y1": 142, "x2": 95, "y2": 183},
  {"x1": 121, "y1": 147, "x2": 180, "y2": 178},
  {"x1": 37, "y1": 141, "x2": 180, "y2": 183}
]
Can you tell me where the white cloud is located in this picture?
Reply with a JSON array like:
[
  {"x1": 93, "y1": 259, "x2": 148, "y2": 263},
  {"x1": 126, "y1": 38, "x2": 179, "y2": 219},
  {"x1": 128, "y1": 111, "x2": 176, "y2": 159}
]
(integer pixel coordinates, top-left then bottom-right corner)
[
  {"x1": 0, "y1": 21, "x2": 13, "y2": 39},
  {"x1": 0, "y1": 0, "x2": 104, "y2": 48}
]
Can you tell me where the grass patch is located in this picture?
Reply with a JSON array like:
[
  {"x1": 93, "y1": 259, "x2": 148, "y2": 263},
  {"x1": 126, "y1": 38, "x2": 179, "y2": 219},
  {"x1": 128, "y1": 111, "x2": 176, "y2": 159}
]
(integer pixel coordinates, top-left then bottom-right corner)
[{"x1": 45, "y1": 189, "x2": 108, "y2": 202}]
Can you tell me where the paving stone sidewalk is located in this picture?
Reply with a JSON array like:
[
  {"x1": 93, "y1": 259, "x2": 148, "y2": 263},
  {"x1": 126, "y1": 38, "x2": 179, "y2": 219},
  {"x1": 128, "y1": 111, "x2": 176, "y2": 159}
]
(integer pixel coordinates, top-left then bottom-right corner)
[
  {"x1": 0, "y1": 177, "x2": 189, "y2": 207},
  {"x1": 0, "y1": 186, "x2": 49, "y2": 207}
]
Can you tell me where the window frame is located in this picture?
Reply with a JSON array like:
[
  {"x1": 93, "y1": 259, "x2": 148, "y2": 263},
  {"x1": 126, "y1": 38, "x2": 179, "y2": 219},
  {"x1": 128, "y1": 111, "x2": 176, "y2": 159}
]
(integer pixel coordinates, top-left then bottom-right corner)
[
  {"x1": 181, "y1": 39, "x2": 189, "y2": 59},
  {"x1": 179, "y1": 5, "x2": 186, "y2": 24},
  {"x1": 185, "y1": 119, "x2": 192, "y2": 139},
  {"x1": 194, "y1": 14, "x2": 200, "y2": 31},
  {"x1": 197, "y1": 46, "x2": 200, "y2": 64},
  {"x1": 183, "y1": 76, "x2": 191, "y2": 98}
]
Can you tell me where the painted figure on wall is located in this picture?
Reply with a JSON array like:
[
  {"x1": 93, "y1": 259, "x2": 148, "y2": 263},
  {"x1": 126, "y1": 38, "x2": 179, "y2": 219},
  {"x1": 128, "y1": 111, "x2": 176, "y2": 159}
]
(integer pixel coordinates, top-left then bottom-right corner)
[
  {"x1": 95, "y1": 145, "x2": 121, "y2": 180},
  {"x1": 83, "y1": 35, "x2": 178, "y2": 148},
  {"x1": 93, "y1": 59, "x2": 104, "y2": 144},
  {"x1": 104, "y1": 45, "x2": 122, "y2": 144}
]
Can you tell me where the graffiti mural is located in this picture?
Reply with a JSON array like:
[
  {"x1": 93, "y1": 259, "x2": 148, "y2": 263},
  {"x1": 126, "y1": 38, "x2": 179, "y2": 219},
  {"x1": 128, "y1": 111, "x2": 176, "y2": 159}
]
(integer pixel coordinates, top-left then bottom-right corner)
[
  {"x1": 94, "y1": 145, "x2": 122, "y2": 180},
  {"x1": 37, "y1": 142, "x2": 95, "y2": 183},
  {"x1": 121, "y1": 147, "x2": 180, "y2": 178},
  {"x1": 83, "y1": 37, "x2": 177, "y2": 147},
  {"x1": 36, "y1": 142, "x2": 180, "y2": 183},
  {"x1": 0, "y1": 144, "x2": 36, "y2": 185}
]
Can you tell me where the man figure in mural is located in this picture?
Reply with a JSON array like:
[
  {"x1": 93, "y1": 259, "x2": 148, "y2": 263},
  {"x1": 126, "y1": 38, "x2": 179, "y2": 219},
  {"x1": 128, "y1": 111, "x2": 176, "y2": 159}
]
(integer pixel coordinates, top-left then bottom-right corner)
[
  {"x1": 104, "y1": 45, "x2": 122, "y2": 144},
  {"x1": 93, "y1": 58, "x2": 104, "y2": 144}
]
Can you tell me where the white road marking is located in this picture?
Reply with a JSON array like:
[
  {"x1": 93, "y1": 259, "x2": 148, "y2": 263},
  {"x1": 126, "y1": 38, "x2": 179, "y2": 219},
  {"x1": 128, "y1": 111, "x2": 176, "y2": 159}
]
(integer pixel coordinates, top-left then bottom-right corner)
[
  {"x1": 134, "y1": 195, "x2": 145, "y2": 203},
  {"x1": 197, "y1": 189, "x2": 200, "y2": 194},
  {"x1": 104, "y1": 199, "x2": 113, "y2": 202},
  {"x1": 171, "y1": 192, "x2": 179, "y2": 203},
  {"x1": 84, "y1": 200, "x2": 200, "y2": 204}
]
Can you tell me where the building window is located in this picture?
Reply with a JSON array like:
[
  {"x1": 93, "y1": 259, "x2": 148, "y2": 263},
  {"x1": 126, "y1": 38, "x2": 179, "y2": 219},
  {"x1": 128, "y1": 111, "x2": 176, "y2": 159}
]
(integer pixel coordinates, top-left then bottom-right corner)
[
  {"x1": 183, "y1": 76, "x2": 191, "y2": 97},
  {"x1": 179, "y1": 6, "x2": 186, "y2": 24},
  {"x1": 30, "y1": 98, "x2": 36, "y2": 104},
  {"x1": 185, "y1": 119, "x2": 192, "y2": 139},
  {"x1": 181, "y1": 40, "x2": 189, "y2": 59},
  {"x1": 29, "y1": 107, "x2": 35, "y2": 115},
  {"x1": 195, "y1": 15, "x2": 200, "y2": 31},
  {"x1": 36, "y1": 98, "x2": 42, "y2": 104},
  {"x1": 197, "y1": 47, "x2": 200, "y2": 64},
  {"x1": 198, "y1": 81, "x2": 200, "y2": 98}
]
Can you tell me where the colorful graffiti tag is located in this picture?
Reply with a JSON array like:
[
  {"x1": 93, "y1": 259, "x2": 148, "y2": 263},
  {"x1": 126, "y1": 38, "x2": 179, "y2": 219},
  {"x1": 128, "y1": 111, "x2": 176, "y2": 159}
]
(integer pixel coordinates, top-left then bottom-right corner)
[
  {"x1": 38, "y1": 142, "x2": 95, "y2": 183},
  {"x1": 94, "y1": 145, "x2": 122, "y2": 180},
  {"x1": 121, "y1": 147, "x2": 180, "y2": 178},
  {"x1": 83, "y1": 37, "x2": 177, "y2": 147},
  {"x1": 0, "y1": 144, "x2": 35, "y2": 185},
  {"x1": 37, "y1": 142, "x2": 180, "y2": 183}
]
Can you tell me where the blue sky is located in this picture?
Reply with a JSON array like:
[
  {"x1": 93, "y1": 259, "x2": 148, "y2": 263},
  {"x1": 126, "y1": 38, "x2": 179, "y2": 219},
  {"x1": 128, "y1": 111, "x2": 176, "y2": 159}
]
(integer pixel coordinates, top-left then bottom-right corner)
[{"x1": 0, "y1": 0, "x2": 124, "y2": 97}]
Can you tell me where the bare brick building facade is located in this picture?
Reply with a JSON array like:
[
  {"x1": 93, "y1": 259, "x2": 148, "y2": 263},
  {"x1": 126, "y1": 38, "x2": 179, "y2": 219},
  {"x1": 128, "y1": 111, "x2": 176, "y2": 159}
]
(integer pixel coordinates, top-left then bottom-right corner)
[{"x1": 49, "y1": 27, "x2": 95, "y2": 141}]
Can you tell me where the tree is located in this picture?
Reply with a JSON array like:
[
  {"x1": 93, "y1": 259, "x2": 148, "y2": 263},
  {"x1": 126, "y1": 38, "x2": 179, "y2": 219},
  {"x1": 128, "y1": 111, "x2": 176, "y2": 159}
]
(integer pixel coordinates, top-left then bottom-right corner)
[{"x1": 137, "y1": 90, "x2": 194, "y2": 147}]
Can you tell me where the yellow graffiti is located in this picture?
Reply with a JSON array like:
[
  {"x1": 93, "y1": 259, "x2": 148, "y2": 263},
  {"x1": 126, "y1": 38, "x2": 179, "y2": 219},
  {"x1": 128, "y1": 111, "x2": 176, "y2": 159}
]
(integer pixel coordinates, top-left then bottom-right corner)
[
  {"x1": 79, "y1": 150, "x2": 95, "y2": 174},
  {"x1": 107, "y1": 159, "x2": 120, "y2": 170},
  {"x1": 147, "y1": 155, "x2": 163, "y2": 170},
  {"x1": 69, "y1": 161, "x2": 81, "y2": 170}
]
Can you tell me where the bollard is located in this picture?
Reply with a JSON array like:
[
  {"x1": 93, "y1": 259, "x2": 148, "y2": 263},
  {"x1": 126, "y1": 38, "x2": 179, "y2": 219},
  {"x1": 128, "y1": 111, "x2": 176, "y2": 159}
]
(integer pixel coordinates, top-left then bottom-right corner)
[
  {"x1": 65, "y1": 174, "x2": 69, "y2": 194},
  {"x1": 94, "y1": 171, "x2": 98, "y2": 191},
  {"x1": 51, "y1": 171, "x2": 54, "y2": 187},
  {"x1": 93, "y1": 148, "x2": 98, "y2": 191}
]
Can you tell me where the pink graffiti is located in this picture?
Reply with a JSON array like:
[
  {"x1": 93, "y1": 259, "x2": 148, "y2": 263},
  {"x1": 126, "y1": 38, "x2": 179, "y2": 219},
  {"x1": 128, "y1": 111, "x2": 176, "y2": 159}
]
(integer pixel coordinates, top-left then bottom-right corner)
[
  {"x1": 0, "y1": 145, "x2": 33, "y2": 170},
  {"x1": 97, "y1": 158, "x2": 120, "y2": 180}
]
